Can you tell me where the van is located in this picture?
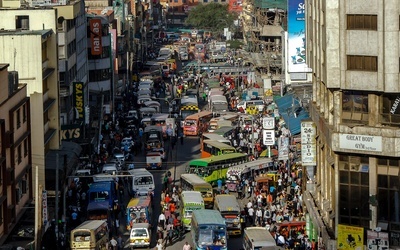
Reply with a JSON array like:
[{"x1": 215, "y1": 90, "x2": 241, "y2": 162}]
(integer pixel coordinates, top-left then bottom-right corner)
[
  {"x1": 129, "y1": 223, "x2": 151, "y2": 248},
  {"x1": 236, "y1": 100, "x2": 265, "y2": 113},
  {"x1": 101, "y1": 163, "x2": 118, "y2": 175}
]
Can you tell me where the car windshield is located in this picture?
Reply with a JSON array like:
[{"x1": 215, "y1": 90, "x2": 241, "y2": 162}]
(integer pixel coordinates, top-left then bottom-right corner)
[{"x1": 132, "y1": 229, "x2": 148, "y2": 237}]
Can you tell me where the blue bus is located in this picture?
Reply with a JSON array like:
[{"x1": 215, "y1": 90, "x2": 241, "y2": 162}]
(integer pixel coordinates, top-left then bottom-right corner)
[
  {"x1": 87, "y1": 181, "x2": 117, "y2": 209},
  {"x1": 191, "y1": 210, "x2": 227, "y2": 250}
]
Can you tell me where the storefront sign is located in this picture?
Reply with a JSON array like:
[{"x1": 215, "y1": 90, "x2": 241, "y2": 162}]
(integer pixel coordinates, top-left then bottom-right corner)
[
  {"x1": 73, "y1": 82, "x2": 84, "y2": 121},
  {"x1": 61, "y1": 124, "x2": 82, "y2": 141},
  {"x1": 367, "y1": 230, "x2": 389, "y2": 250},
  {"x1": 337, "y1": 224, "x2": 364, "y2": 250},
  {"x1": 262, "y1": 117, "x2": 275, "y2": 130},
  {"x1": 301, "y1": 121, "x2": 316, "y2": 166},
  {"x1": 90, "y1": 19, "x2": 102, "y2": 55},
  {"x1": 278, "y1": 136, "x2": 289, "y2": 160},
  {"x1": 263, "y1": 130, "x2": 275, "y2": 146},
  {"x1": 339, "y1": 133, "x2": 382, "y2": 152}
]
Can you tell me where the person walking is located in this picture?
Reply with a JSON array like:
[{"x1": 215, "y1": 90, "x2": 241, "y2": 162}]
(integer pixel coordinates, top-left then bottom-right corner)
[
  {"x1": 155, "y1": 240, "x2": 163, "y2": 250},
  {"x1": 110, "y1": 236, "x2": 118, "y2": 250},
  {"x1": 183, "y1": 241, "x2": 192, "y2": 250},
  {"x1": 117, "y1": 235, "x2": 123, "y2": 250}
]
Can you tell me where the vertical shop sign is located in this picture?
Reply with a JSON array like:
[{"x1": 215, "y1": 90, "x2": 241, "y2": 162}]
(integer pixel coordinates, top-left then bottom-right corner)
[{"x1": 301, "y1": 121, "x2": 316, "y2": 166}]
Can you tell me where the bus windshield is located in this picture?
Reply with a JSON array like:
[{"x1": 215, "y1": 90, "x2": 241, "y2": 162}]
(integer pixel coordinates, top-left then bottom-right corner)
[
  {"x1": 89, "y1": 191, "x2": 109, "y2": 201},
  {"x1": 134, "y1": 176, "x2": 154, "y2": 185},
  {"x1": 184, "y1": 119, "x2": 197, "y2": 126},
  {"x1": 73, "y1": 231, "x2": 91, "y2": 242}
]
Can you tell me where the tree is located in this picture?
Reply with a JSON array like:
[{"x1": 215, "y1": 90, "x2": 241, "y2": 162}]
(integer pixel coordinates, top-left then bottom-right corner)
[{"x1": 185, "y1": 3, "x2": 238, "y2": 35}]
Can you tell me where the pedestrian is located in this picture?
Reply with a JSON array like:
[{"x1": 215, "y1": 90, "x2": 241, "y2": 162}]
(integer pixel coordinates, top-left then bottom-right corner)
[
  {"x1": 155, "y1": 239, "x2": 163, "y2": 250},
  {"x1": 247, "y1": 206, "x2": 254, "y2": 226},
  {"x1": 183, "y1": 241, "x2": 191, "y2": 250},
  {"x1": 159, "y1": 212, "x2": 166, "y2": 230},
  {"x1": 110, "y1": 236, "x2": 118, "y2": 250},
  {"x1": 117, "y1": 235, "x2": 123, "y2": 250}
]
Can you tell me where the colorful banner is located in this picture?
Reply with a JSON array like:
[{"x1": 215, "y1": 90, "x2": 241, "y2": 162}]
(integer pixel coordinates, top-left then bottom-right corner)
[
  {"x1": 278, "y1": 136, "x2": 289, "y2": 160},
  {"x1": 287, "y1": 0, "x2": 307, "y2": 73},
  {"x1": 337, "y1": 224, "x2": 364, "y2": 250},
  {"x1": 367, "y1": 230, "x2": 389, "y2": 250},
  {"x1": 73, "y1": 82, "x2": 84, "y2": 121},
  {"x1": 90, "y1": 18, "x2": 102, "y2": 56}
]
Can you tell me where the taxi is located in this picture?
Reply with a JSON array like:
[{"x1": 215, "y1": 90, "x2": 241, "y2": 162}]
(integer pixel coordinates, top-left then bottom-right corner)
[{"x1": 129, "y1": 223, "x2": 151, "y2": 248}]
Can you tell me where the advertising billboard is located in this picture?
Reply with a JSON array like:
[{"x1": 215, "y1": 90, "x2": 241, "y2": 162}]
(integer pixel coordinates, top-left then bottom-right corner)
[
  {"x1": 337, "y1": 224, "x2": 364, "y2": 250},
  {"x1": 73, "y1": 82, "x2": 84, "y2": 121},
  {"x1": 90, "y1": 19, "x2": 102, "y2": 56},
  {"x1": 301, "y1": 121, "x2": 316, "y2": 166},
  {"x1": 287, "y1": 0, "x2": 308, "y2": 73}
]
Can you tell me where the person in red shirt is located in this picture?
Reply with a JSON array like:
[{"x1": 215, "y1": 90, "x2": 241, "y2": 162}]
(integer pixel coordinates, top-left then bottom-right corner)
[
  {"x1": 169, "y1": 202, "x2": 176, "y2": 214},
  {"x1": 165, "y1": 194, "x2": 171, "y2": 204}
]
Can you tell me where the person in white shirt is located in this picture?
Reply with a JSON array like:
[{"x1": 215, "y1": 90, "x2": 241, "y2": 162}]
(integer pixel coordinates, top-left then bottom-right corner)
[
  {"x1": 247, "y1": 201, "x2": 253, "y2": 209},
  {"x1": 247, "y1": 206, "x2": 254, "y2": 226},
  {"x1": 158, "y1": 213, "x2": 166, "y2": 229},
  {"x1": 255, "y1": 207, "x2": 263, "y2": 226}
]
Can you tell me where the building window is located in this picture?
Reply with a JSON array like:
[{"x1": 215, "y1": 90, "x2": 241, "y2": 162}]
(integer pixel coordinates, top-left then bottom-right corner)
[
  {"x1": 17, "y1": 144, "x2": 22, "y2": 164},
  {"x1": 16, "y1": 108, "x2": 21, "y2": 128},
  {"x1": 15, "y1": 187, "x2": 21, "y2": 203},
  {"x1": 23, "y1": 104, "x2": 27, "y2": 123},
  {"x1": 24, "y1": 139, "x2": 28, "y2": 157},
  {"x1": 42, "y1": 42, "x2": 48, "y2": 63},
  {"x1": 380, "y1": 94, "x2": 400, "y2": 126},
  {"x1": 338, "y1": 155, "x2": 370, "y2": 227},
  {"x1": 347, "y1": 14, "x2": 377, "y2": 30},
  {"x1": 342, "y1": 91, "x2": 369, "y2": 123},
  {"x1": 347, "y1": 55, "x2": 378, "y2": 71},
  {"x1": 377, "y1": 157, "x2": 400, "y2": 228}
]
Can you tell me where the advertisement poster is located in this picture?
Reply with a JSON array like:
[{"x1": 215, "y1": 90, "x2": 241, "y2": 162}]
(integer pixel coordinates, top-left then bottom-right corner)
[
  {"x1": 367, "y1": 230, "x2": 389, "y2": 250},
  {"x1": 278, "y1": 136, "x2": 289, "y2": 160},
  {"x1": 337, "y1": 224, "x2": 364, "y2": 250},
  {"x1": 301, "y1": 121, "x2": 316, "y2": 166},
  {"x1": 89, "y1": 18, "x2": 102, "y2": 56},
  {"x1": 287, "y1": 0, "x2": 308, "y2": 73}
]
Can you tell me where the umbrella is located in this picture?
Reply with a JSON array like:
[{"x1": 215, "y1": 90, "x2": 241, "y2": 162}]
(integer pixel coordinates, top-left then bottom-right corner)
[{"x1": 260, "y1": 148, "x2": 278, "y2": 157}]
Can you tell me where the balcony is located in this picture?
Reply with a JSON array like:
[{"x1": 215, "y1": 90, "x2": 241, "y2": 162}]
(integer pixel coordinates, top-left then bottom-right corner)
[{"x1": 43, "y1": 98, "x2": 56, "y2": 113}]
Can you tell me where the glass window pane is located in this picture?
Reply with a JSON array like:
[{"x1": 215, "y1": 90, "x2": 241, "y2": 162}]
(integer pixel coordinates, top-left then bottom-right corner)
[
  {"x1": 340, "y1": 171, "x2": 349, "y2": 184},
  {"x1": 350, "y1": 172, "x2": 360, "y2": 185},
  {"x1": 340, "y1": 185, "x2": 349, "y2": 217},
  {"x1": 361, "y1": 173, "x2": 369, "y2": 186},
  {"x1": 378, "y1": 175, "x2": 388, "y2": 188},
  {"x1": 377, "y1": 189, "x2": 389, "y2": 221},
  {"x1": 360, "y1": 187, "x2": 370, "y2": 217},
  {"x1": 350, "y1": 186, "x2": 361, "y2": 216}
]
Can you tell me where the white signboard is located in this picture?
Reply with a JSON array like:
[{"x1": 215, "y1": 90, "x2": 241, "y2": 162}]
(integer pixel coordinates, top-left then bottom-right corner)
[
  {"x1": 263, "y1": 130, "x2": 275, "y2": 146},
  {"x1": 367, "y1": 230, "x2": 389, "y2": 250},
  {"x1": 339, "y1": 134, "x2": 382, "y2": 152},
  {"x1": 301, "y1": 121, "x2": 316, "y2": 166},
  {"x1": 262, "y1": 117, "x2": 275, "y2": 130}
]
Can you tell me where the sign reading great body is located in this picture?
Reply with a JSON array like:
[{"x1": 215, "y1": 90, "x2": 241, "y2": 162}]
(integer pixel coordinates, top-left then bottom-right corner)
[
  {"x1": 339, "y1": 133, "x2": 382, "y2": 152},
  {"x1": 73, "y1": 82, "x2": 84, "y2": 121}
]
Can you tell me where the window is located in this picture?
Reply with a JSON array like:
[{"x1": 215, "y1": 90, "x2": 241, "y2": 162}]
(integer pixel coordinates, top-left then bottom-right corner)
[
  {"x1": 16, "y1": 109, "x2": 21, "y2": 128},
  {"x1": 380, "y1": 94, "x2": 400, "y2": 126},
  {"x1": 24, "y1": 139, "x2": 28, "y2": 157},
  {"x1": 347, "y1": 55, "x2": 378, "y2": 71},
  {"x1": 15, "y1": 15, "x2": 29, "y2": 30},
  {"x1": 23, "y1": 104, "x2": 27, "y2": 123},
  {"x1": 342, "y1": 91, "x2": 369, "y2": 123},
  {"x1": 338, "y1": 155, "x2": 370, "y2": 227},
  {"x1": 347, "y1": 14, "x2": 377, "y2": 30},
  {"x1": 17, "y1": 144, "x2": 22, "y2": 164}
]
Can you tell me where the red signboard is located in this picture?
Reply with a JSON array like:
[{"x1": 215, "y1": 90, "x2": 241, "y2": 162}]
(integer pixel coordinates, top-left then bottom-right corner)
[{"x1": 90, "y1": 19, "x2": 102, "y2": 55}]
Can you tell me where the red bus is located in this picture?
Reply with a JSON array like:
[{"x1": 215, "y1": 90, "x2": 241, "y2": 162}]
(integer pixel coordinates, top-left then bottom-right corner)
[{"x1": 183, "y1": 111, "x2": 213, "y2": 136}]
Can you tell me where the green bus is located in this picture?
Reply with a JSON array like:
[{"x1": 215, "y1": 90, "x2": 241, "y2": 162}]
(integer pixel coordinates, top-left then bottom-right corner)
[{"x1": 187, "y1": 153, "x2": 248, "y2": 186}]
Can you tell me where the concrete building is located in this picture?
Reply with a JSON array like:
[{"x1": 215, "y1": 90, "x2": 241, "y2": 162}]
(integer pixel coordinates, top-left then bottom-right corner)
[
  {"x1": 0, "y1": 65, "x2": 31, "y2": 244},
  {"x1": 0, "y1": 9, "x2": 60, "y2": 190},
  {"x1": 306, "y1": 0, "x2": 400, "y2": 248}
]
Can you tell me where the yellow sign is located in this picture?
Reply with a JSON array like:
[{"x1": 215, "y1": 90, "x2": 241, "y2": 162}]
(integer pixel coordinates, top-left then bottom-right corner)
[{"x1": 337, "y1": 224, "x2": 364, "y2": 250}]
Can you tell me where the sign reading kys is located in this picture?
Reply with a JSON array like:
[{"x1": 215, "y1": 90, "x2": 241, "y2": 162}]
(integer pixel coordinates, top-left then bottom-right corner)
[
  {"x1": 288, "y1": 0, "x2": 307, "y2": 73},
  {"x1": 73, "y1": 82, "x2": 84, "y2": 121},
  {"x1": 301, "y1": 121, "x2": 316, "y2": 166},
  {"x1": 61, "y1": 124, "x2": 82, "y2": 141},
  {"x1": 90, "y1": 18, "x2": 102, "y2": 56}
]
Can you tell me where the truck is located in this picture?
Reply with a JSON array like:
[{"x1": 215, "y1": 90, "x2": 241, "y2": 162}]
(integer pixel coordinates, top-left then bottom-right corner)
[
  {"x1": 214, "y1": 194, "x2": 242, "y2": 236},
  {"x1": 210, "y1": 95, "x2": 228, "y2": 114}
]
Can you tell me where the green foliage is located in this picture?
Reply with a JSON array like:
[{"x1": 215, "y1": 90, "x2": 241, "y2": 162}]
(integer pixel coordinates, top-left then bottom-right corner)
[
  {"x1": 227, "y1": 40, "x2": 243, "y2": 49},
  {"x1": 185, "y1": 3, "x2": 238, "y2": 33}
]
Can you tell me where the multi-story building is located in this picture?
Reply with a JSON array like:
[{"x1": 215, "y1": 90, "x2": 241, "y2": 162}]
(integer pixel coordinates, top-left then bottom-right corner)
[
  {"x1": 0, "y1": 65, "x2": 31, "y2": 244},
  {"x1": 0, "y1": 9, "x2": 60, "y2": 191},
  {"x1": 306, "y1": 0, "x2": 400, "y2": 248}
]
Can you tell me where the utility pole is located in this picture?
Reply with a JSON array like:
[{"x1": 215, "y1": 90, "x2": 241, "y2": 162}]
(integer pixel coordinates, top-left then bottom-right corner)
[{"x1": 98, "y1": 89, "x2": 104, "y2": 154}]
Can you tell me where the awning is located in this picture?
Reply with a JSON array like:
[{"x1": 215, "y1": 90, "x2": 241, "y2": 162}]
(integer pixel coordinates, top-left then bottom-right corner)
[
  {"x1": 45, "y1": 141, "x2": 82, "y2": 190},
  {"x1": 275, "y1": 94, "x2": 309, "y2": 135}
]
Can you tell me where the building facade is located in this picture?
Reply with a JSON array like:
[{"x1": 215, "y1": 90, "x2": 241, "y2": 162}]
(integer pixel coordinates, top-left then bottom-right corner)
[
  {"x1": 306, "y1": 0, "x2": 400, "y2": 248},
  {"x1": 0, "y1": 9, "x2": 60, "y2": 190},
  {"x1": 0, "y1": 65, "x2": 31, "y2": 244}
]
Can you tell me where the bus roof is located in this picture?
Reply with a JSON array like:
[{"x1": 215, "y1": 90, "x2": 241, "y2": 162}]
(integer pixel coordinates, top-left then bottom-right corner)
[
  {"x1": 127, "y1": 196, "x2": 151, "y2": 208},
  {"x1": 181, "y1": 96, "x2": 198, "y2": 106},
  {"x1": 203, "y1": 140, "x2": 235, "y2": 150},
  {"x1": 202, "y1": 133, "x2": 227, "y2": 141},
  {"x1": 213, "y1": 126, "x2": 234, "y2": 136},
  {"x1": 227, "y1": 158, "x2": 273, "y2": 176},
  {"x1": 151, "y1": 113, "x2": 169, "y2": 120},
  {"x1": 189, "y1": 153, "x2": 247, "y2": 166},
  {"x1": 181, "y1": 174, "x2": 212, "y2": 186},
  {"x1": 244, "y1": 227, "x2": 276, "y2": 247},
  {"x1": 193, "y1": 210, "x2": 225, "y2": 225},
  {"x1": 73, "y1": 220, "x2": 107, "y2": 231},
  {"x1": 185, "y1": 110, "x2": 213, "y2": 121},
  {"x1": 144, "y1": 125, "x2": 163, "y2": 133},
  {"x1": 214, "y1": 194, "x2": 240, "y2": 213},
  {"x1": 89, "y1": 181, "x2": 112, "y2": 191},
  {"x1": 128, "y1": 168, "x2": 154, "y2": 177},
  {"x1": 181, "y1": 191, "x2": 204, "y2": 205}
]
